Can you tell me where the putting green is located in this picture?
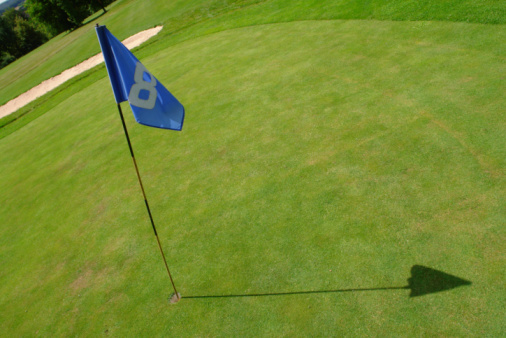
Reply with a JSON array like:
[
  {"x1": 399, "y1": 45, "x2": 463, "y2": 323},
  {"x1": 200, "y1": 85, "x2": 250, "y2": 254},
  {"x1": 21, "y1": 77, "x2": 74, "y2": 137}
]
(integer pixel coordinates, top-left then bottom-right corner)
[{"x1": 0, "y1": 19, "x2": 504, "y2": 336}]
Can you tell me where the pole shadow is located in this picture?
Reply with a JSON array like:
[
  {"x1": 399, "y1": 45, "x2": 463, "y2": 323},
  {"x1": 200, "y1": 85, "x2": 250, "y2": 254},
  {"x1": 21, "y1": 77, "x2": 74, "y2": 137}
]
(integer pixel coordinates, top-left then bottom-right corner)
[{"x1": 183, "y1": 265, "x2": 471, "y2": 300}]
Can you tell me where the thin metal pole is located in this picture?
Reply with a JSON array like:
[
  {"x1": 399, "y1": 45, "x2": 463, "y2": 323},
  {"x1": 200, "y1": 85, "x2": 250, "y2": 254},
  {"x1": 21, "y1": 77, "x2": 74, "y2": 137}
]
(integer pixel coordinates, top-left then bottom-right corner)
[{"x1": 116, "y1": 103, "x2": 180, "y2": 301}]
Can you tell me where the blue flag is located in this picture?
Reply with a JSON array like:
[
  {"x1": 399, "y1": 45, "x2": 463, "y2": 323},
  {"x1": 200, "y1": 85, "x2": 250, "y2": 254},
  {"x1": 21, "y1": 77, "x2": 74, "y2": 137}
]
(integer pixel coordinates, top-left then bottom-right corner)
[{"x1": 96, "y1": 25, "x2": 184, "y2": 130}]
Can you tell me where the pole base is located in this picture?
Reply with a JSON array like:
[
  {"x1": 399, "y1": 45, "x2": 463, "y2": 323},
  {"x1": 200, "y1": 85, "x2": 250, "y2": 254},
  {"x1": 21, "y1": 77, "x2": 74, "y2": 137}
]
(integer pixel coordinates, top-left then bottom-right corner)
[{"x1": 169, "y1": 293, "x2": 181, "y2": 304}]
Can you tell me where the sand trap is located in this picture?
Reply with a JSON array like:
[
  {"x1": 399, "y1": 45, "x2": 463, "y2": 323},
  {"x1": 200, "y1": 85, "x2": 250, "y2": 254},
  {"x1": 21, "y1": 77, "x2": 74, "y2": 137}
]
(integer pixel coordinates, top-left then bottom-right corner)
[{"x1": 0, "y1": 26, "x2": 163, "y2": 119}]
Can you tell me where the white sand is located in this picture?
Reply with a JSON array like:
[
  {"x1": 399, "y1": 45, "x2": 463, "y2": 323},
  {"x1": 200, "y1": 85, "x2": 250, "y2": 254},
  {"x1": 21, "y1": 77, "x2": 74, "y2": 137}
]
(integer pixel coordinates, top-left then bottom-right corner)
[{"x1": 0, "y1": 26, "x2": 163, "y2": 119}]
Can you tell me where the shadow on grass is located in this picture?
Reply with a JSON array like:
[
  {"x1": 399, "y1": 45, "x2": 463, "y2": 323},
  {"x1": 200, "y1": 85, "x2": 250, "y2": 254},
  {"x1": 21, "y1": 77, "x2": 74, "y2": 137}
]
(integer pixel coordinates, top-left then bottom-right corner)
[
  {"x1": 83, "y1": 10, "x2": 107, "y2": 26},
  {"x1": 184, "y1": 265, "x2": 471, "y2": 300}
]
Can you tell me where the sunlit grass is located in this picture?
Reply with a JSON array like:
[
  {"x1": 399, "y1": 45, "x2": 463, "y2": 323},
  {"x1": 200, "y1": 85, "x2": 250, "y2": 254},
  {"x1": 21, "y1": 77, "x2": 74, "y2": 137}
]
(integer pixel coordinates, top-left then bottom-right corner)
[{"x1": 0, "y1": 0, "x2": 504, "y2": 336}]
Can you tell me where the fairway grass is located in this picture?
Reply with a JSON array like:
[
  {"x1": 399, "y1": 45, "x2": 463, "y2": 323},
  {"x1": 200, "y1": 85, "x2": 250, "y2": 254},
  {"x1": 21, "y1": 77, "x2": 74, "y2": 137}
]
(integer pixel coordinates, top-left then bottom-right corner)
[
  {"x1": 1, "y1": 0, "x2": 505, "y2": 110},
  {"x1": 1, "y1": 1, "x2": 505, "y2": 336}
]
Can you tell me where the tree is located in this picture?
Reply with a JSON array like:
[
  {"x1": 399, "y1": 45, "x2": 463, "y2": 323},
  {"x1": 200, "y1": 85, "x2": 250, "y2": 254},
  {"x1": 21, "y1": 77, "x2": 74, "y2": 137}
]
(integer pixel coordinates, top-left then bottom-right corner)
[
  {"x1": 0, "y1": 14, "x2": 17, "y2": 56},
  {"x1": 26, "y1": 0, "x2": 116, "y2": 35},
  {"x1": 15, "y1": 15, "x2": 48, "y2": 55},
  {"x1": 0, "y1": 8, "x2": 49, "y2": 68},
  {"x1": 0, "y1": 15, "x2": 16, "y2": 67},
  {"x1": 26, "y1": 0, "x2": 74, "y2": 34},
  {"x1": 90, "y1": 0, "x2": 107, "y2": 14},
  {"x1": 56, "y1": 0, "x2": 91, "y2": 27}
]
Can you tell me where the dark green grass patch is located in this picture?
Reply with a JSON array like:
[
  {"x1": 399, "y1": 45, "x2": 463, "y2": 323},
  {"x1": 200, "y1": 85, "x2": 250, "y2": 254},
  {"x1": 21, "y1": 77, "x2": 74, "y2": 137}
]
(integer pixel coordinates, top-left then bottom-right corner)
[{"x1": 0, "y1": 18, "x2": 504, "y2": 335}]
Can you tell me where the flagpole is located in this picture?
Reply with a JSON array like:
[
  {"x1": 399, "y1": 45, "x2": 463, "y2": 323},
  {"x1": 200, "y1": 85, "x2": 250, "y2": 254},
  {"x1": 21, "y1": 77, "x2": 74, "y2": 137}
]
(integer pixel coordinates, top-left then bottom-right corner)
[{"x1": 116, "y1": 103, "x2": 181, "y2": 303}]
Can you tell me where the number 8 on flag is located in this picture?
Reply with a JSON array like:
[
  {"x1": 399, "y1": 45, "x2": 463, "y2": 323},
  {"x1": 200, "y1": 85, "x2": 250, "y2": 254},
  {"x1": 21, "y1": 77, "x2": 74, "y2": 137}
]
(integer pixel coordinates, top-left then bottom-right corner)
[
  {"x1": 96, "y1": 25, "x2": 184, "y2": 131},
  {"x1": 129, "y1": 62, "x2": 158, "y2": 110}
]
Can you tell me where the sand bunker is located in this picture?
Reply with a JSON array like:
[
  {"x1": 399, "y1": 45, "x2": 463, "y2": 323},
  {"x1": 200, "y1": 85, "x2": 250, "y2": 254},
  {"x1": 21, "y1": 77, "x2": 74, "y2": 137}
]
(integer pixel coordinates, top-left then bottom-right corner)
[{"x1": 0, "y1": 26, "x2": 163, "y2": 119}]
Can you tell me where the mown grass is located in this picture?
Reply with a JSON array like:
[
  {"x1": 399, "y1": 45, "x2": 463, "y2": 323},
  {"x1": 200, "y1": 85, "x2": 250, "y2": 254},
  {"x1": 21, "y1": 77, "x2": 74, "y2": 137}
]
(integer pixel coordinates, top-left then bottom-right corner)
[
  {"x1": 0, "y1": 0, "x2": 261, "y2": 108},
  {"x1": 0, "y1": 0, "x2": 505, "y2": 336},
  {"x1": 1, "y1": 0, "x2": 505, "y2": 109}
]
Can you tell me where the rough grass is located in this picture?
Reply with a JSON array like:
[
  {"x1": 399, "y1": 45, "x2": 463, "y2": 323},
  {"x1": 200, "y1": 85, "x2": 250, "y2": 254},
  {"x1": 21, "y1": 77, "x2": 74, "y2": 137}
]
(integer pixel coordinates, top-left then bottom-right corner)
[{"x1": 0, "y1": 0, "x2": 505, "y2": 336}]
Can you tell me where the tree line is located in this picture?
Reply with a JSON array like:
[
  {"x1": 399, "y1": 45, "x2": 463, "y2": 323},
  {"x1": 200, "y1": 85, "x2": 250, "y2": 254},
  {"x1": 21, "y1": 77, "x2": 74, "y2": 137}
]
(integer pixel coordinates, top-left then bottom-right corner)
[{"x1": 1, "y1": 0, "x2": 115, "y2": 69}]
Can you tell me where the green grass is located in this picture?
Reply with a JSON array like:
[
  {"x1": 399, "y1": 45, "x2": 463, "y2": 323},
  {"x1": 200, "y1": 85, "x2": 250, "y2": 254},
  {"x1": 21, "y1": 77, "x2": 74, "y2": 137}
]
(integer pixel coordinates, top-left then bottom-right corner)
[
  {"x1": 0, "y1": 0, "x2": 261, "y2": 108},
  {"x1": 0, "y1": 0, "x2": 505, "y2": 336},
  {"x1": 1, "y1": 0, "x2": 505, "y2": 108}
]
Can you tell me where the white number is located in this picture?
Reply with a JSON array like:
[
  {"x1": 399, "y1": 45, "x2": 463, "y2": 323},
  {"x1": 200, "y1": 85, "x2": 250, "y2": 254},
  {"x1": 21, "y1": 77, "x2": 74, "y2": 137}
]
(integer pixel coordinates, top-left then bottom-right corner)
[{"x1": 128, "y1": 62, "x2": 157, "y2": 109}]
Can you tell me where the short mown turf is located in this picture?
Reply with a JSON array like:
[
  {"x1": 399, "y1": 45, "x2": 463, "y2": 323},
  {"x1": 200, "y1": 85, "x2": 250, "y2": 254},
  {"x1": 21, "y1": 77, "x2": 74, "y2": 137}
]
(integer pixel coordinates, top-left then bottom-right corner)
[{"x1": 0, "y1": 0, "x2": 504, "y2": 336}]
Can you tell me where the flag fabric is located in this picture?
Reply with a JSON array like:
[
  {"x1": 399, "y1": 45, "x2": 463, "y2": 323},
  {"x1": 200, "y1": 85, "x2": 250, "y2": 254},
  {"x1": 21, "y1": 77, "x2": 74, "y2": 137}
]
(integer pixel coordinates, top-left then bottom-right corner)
[{"x1": 96, "y1": 25, "x2": 184, "y2": 131}]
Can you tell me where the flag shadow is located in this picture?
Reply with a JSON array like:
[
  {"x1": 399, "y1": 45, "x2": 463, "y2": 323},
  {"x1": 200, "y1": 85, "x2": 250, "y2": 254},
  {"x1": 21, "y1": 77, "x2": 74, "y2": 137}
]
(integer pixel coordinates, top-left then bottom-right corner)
[{"x1": 183, "y1": 265, "x2": 471, "y2": 300}]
